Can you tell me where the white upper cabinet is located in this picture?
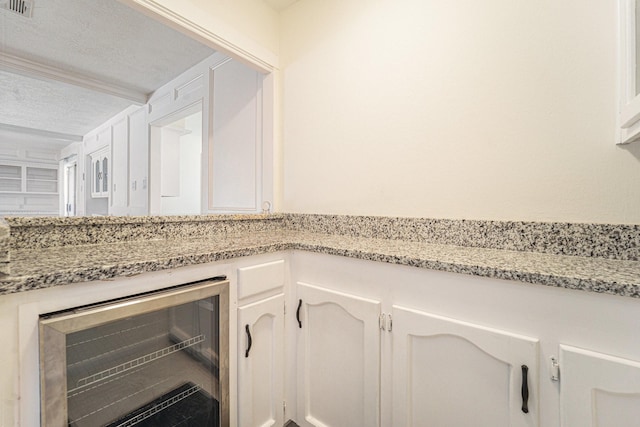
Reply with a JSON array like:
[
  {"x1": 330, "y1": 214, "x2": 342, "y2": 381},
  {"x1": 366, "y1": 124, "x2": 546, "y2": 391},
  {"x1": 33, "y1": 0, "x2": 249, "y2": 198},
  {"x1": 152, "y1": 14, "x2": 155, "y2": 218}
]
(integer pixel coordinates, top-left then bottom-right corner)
[
  {"x1": 619, "y1": 0, "x2": 640, "y2": 144},
  {"x1": 89, "y1": 145, "x2": 110, "y2": 199}
]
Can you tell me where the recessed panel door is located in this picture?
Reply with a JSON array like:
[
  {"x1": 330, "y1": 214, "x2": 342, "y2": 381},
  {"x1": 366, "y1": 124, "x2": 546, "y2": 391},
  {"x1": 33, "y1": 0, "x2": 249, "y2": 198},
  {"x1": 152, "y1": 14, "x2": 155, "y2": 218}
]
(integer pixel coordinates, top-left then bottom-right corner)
[
  {"x1": 296, "y1": 282, "x2": 381, "y2": 427},
  {"x1": 392, "y1": 305, "x2": 539, "y2": 427},
  {"x1": 238, "y1": 293, "x2": 284, "y2": 427},
  {"x1": 560, "y1": 345, "x2": 640, "y2": 427}
]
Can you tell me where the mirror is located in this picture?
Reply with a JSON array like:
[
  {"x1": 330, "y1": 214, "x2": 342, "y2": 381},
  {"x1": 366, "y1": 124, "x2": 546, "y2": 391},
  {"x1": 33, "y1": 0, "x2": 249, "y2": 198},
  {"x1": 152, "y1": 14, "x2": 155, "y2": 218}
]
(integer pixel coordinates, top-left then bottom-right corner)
[{"x1": 0, "y1": 0, "x2": 268, "y2": 217}]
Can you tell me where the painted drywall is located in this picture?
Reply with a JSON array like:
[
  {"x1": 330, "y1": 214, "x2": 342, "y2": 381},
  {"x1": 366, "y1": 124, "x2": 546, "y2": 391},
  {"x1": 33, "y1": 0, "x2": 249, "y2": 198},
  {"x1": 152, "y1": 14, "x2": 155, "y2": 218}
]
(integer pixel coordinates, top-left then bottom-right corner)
[{"x1": 280, "y1": 0, "x2": 640, "y2": 223}]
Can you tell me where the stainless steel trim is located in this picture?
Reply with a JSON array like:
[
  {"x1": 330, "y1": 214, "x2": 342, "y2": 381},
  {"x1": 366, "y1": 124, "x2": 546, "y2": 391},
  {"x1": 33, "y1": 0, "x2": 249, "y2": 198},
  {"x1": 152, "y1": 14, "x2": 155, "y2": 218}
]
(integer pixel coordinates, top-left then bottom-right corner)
[{"x1": 39, "y1": 278, "x2": 230, "y2": 427}]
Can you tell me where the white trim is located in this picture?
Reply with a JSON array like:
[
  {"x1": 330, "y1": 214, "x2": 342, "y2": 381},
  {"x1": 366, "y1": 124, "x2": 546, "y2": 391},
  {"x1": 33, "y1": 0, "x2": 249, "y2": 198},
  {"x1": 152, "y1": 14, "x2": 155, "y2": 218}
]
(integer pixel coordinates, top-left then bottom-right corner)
[
  {"x1": 618, "y1": 0, "x2": 640, "y2": 144},
  {"x1": 0, "y1": 52, "x2": 148, "y2": 105},
  {"x1": 118, "y1": 0, "x2": 278, "y2": 73},
  {"x1": 0, "y1": 123, "x2": 82, "y2": 142}
]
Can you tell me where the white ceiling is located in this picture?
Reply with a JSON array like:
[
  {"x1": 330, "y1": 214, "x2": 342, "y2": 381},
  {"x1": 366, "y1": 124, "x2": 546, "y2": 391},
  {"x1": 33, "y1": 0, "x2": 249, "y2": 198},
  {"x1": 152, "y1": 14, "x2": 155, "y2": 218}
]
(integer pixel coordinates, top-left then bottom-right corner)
[{"x1": 0, "y1": 0, "x2": 216, "y2": 139}]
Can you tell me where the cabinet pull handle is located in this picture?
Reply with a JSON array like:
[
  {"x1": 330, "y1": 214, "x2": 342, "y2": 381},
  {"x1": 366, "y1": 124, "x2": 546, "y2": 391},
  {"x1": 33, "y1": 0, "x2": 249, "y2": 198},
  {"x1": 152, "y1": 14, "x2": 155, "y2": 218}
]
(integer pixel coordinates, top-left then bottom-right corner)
[
  {"x1": 521, "y1": 365, "x2": 529, "y2": 413},
  {"x1": 245, "y1": 324, "x2": 252, "y2": 358},
  {"x1": 296, "y1": 299, "x2": 303, "y2": 328}
]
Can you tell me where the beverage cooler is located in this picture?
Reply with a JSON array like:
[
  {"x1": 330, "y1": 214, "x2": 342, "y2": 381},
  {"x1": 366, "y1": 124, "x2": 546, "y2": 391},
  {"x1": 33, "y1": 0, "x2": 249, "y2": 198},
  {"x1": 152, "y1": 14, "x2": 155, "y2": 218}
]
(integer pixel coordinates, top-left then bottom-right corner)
[{"x1": 39, "y1": 277, "x2": 229, "y2": 427}]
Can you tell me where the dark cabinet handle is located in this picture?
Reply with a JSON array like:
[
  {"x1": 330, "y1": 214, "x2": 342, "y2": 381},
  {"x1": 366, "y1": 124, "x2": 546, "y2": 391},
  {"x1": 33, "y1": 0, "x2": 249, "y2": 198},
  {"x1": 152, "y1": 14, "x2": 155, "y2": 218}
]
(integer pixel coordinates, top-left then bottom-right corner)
[
  {"x1": 245, "y1": 324, "x2": 252, "y2": 358},
  {"x1": 296, "y1": 299, "x2": 303, "y2": 328},
  {"x1": 521, "y1": 365, "x2": 529, "y2": 413}
]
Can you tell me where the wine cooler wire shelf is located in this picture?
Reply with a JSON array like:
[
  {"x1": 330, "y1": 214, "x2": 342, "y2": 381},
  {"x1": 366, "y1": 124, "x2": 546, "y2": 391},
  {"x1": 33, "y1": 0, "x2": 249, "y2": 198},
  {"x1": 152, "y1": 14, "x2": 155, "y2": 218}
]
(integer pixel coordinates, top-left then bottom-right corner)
[
  {"x1": 68, "y1": 334, "x2": 205, "y2": 395},
  {"x1": 70, "y1": 378, "x2": 171, "y2": 425},
  {"x1": 67, "y1": 332, "x2": 169, "y2": 369},
  {"x1": 66, "y1": 320, "x2": 159, "y2": 350},
  {"x1": 113, "y1": 383, "x2": 203, "y2": 427}
]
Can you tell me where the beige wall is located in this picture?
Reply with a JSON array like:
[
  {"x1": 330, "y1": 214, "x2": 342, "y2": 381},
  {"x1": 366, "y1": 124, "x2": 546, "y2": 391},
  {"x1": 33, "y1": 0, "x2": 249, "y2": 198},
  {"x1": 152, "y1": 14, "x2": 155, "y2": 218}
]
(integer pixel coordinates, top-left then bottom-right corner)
[{"x1": 280, "y1": 0, "x2": 640, "y2": 223}]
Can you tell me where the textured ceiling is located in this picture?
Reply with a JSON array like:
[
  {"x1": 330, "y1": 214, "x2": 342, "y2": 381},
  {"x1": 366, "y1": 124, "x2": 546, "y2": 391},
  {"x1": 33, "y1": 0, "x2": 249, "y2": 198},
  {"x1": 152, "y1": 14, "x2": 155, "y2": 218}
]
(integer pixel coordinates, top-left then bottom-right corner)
[{"x1": 0, "y1": 0, "x2": 216, "y2": 137}]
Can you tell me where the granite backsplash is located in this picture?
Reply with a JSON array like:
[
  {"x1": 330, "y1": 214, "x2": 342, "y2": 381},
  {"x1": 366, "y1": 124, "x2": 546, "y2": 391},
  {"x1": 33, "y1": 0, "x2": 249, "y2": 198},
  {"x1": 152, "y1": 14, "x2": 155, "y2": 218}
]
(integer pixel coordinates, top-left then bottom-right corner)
[
  {"x1": 283, "y1": 214, "x2": 640, "y2": 261},
  {"x1": 3, "y1": 213, "x2": 640, "y2": 262}
]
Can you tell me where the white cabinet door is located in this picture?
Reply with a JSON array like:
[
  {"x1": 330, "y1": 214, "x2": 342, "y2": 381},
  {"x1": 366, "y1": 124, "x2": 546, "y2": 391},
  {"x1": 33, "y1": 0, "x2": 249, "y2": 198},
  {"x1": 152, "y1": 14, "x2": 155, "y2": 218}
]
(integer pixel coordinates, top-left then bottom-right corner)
[
  {"x1": 560, "y1": 345, "x2": 640, "y2": 427},
  {"x1": 296, "y1": 282, "x2": 381, "y2": 427},
  {"x1": 392, "y1": 305, "x2": 539, "y2": 427},
  {"x1": 128, "y1": 107, "x2": 148, "y2": 215},
  {"x1": 89, "y1": 146, "x2": 110, "y2": 199},
  {"x1": 238, "y1": 294, "x2": 284, "y2": 427},
  {"x1": 111, "y1": 117, "x2": 129, "y2": 214}
]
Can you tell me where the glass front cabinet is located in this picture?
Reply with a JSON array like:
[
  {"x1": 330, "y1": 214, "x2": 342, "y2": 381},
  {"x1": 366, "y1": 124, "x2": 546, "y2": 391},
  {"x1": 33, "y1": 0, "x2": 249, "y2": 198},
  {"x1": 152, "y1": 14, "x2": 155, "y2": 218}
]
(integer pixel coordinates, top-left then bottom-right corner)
[{"x1": 90, "y1": 146, "x2": 110, "y2": 198}]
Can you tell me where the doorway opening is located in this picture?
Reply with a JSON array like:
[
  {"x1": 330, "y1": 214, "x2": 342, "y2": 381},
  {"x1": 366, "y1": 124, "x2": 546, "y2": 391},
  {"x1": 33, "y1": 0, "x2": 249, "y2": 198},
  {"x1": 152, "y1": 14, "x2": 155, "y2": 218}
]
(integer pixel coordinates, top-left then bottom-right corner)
[
  {"x1": 62, "y1": 156, "x2": 77, "y2": 217},
  {"x1": 150, "y1": 103, "x2": 203, "y2": 216}
]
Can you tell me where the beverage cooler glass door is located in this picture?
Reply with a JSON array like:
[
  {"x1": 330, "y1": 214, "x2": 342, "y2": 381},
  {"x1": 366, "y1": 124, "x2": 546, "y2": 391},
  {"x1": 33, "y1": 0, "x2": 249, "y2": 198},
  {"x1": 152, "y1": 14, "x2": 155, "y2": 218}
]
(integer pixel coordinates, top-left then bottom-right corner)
[{"x1": 39, "y1": 278, "x2": 229, "y2": 427}]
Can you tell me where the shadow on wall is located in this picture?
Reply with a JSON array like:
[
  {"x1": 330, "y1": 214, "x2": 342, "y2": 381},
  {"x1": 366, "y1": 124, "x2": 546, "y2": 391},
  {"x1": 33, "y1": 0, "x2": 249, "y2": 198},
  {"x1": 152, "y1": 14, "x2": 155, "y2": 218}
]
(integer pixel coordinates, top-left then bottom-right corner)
[{"x1": 619, "y1": 141, "x2": 640, "y2": 162}]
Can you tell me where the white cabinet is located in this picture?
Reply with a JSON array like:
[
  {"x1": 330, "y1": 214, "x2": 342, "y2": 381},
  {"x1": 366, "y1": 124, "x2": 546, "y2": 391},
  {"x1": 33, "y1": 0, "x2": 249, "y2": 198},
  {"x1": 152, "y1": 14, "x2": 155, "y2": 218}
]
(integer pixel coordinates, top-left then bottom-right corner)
[
  {"x1": 0, "y1": 162, "x2": 59, "y2": 215},
  {"x1": 295, "y1": 282, "x2": 382, "y2": 427},
  {"x1": 238, "y1": 293, "x2": 285, "y2": 427},
  {"x1": 392, "y1": 305, "x2": 539, "y2": 426},
  {"x1": 110, "y1": 117, "x2": 129, "y2": 214},
  {"x1": 237, "y1": 259, "x2": 286, "y2": 427},
  {"x1": 128, "y1": 106, "x2": 148, "y2": 215},
  {"x1": 559, "y1": 345, "x2": 640, "y2": 426},
  {"x1": 89, "y1": 146, "x2": 110, "y2": 199}
]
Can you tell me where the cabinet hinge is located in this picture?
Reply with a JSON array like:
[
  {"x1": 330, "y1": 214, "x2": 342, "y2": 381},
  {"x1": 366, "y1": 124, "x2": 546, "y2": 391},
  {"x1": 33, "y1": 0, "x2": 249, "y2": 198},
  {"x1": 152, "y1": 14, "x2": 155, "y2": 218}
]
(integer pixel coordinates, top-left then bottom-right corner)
[
  {"x1": 550, "y1": 356, "x2": 560, "y2": 381},
  {"x1": 283, "y1": 400, "x2": 286, "y2": 418},
  {"x1": 379, "y1": 313, "x2": 393, "y2": 332},
  {"x1": 284, "y1": 301, "x2": 286, "y2": 315}
]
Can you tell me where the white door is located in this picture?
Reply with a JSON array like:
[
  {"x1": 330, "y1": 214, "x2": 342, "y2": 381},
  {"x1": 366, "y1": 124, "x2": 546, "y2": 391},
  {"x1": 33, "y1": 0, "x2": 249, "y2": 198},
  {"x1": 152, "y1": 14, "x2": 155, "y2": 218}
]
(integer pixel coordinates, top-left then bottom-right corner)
[
  {"x1": 560, "y1": 344, "x2": 640, "y2": 427},
  {"x1": 238, "y1": 294, "x2": 284, "y2": 427},
  {"x1": 64, "y1": 162, "x2": 76, "y2": 216},
  {"x1": 111, "y1": 117, "x2": 129, "y2": 214},
  {"x1": 128, "y1": 107, "x2": 148, "y2": 215},
  {"x1": 296, "y1": 282, "x2": 381, "y2": 427},
  {"x1": 392, "y1": 305, "x2": 539, "y2": 427}
]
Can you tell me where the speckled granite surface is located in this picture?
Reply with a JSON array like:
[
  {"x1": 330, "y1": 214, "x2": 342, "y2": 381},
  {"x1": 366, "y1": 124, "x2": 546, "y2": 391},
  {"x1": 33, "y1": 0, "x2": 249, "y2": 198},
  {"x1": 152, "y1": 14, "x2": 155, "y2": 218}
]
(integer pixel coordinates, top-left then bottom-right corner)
[
  {"x1": 284, "y1": 214, "x2": 640, "y2": 261},
  {"x1": 1, "y1": 214, "x2": 639, "y2": 299},
  {"x1": 1, "y1": 230, "x2": 640, "y2": 299},
  {"x1": 0, "y1": 218, "x2": 9, "y2": 275},
  {"x1": 5, "y1": 214, "x2": 284, "y2": 249}
]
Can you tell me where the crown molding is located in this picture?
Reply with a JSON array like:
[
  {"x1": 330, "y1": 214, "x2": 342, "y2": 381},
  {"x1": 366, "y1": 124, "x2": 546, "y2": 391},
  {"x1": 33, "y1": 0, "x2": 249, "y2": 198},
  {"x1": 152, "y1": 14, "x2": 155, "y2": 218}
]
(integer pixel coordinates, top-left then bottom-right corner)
[
  {"x1": 0, "y1": 52, "x2": 148, "y2": 105},
  {"x1": 120, "y1": 0, "x2": 278, "y2": 73},
  {"x1": 0, "y1": 122, "x2": 83, "y2": 142}
]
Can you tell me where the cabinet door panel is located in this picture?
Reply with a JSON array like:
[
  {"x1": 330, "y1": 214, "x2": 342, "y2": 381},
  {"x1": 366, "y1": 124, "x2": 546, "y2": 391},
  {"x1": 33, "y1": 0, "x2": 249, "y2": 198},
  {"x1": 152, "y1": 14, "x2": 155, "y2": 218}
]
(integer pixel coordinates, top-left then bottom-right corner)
[
  {"x1": 392, "y1": 305, "x2": 539, "y2": 427},
  {"x1": 560, "y1": 345, "x2": 640, "y2": 427},
  {"x1": 238, "y1": 294, "x2": 284, "y2": 427},
  {"x1": 296, "y1": 282, "x2": 381, "y2": 427},
  {"x1": 111, "y1": 118, "x2": 129, "y2": 213}
]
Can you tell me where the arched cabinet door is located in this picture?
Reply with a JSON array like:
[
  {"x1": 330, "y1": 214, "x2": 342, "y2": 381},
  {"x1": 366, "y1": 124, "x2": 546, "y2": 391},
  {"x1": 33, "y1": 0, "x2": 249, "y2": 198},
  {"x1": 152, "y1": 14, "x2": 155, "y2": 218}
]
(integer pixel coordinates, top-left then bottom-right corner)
[
  {"x1": 238, "y1": 293, "x2": 284, "y2": 427},
  {"x1": 560, "y1": 345, "x2": 640, "y2": 426},
  {"x1": 392, "y1": 305, "x2": 539, "y2": 427},
  {"x1": 296, "y1": 282, "x2": 381, "y2": 427},
  {"x1": 90, "y1": 146, "x2": 110, "y2": 198},
  {"x1": 94, "y1": 158, "x2": 100, "y2": 195},
  {"x1": 102, "y1": 157, "x2": 109, "y2": 193}
]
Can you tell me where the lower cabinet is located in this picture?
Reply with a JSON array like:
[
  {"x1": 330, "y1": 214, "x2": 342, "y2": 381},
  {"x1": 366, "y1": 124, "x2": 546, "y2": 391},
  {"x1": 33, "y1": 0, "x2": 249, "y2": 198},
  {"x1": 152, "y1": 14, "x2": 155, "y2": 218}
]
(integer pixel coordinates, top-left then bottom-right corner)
[
  {"x1": 234, "y1": 254, "x2": 640, "y2": 427},
  {"x1": 391, "y1": 305, "x2": 539, "y2": 426},
  {"x1": 295, "y1": 282, "x2": 382, "y2": 427},
  {"x1": 238, "y1": 293, "x2": 285, "y2": 427},
  {"x1": 559, "y1": 345, "x2": 640, "y2": 426}
]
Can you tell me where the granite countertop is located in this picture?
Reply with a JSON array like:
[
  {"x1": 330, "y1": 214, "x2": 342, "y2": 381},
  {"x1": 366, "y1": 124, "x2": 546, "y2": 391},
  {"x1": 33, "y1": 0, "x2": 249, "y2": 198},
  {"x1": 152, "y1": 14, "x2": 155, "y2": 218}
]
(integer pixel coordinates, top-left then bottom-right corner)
[{"x1": 2, "y1": 230, "x2": 640, "y2": 298}]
